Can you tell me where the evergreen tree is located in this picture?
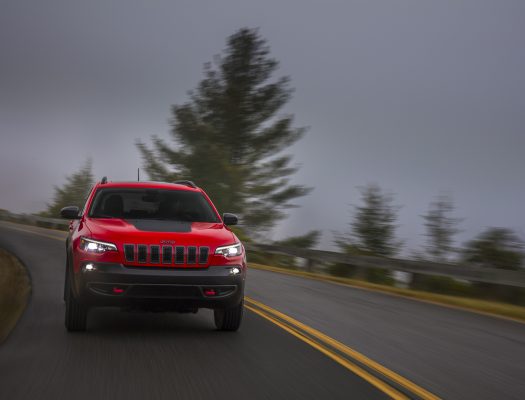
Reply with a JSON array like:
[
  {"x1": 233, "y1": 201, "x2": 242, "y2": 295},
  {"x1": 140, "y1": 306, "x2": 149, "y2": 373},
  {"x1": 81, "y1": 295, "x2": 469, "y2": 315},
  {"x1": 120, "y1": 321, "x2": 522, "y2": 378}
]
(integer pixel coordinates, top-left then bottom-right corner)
[
  {"x1": 348, "y1": 184, "x2": 401, "y2": 257},
  {"x1": 137, "y1": 28, "x2": 310, "y2": 236},
  {"x1": 422, "y1": 195, "x2": 461, "y2": 262},
  {"x1": 463, "y1": 228, "x2": 523, "y2": 270},
  {"x1": 44, "y1": 160, "x2": 94, "y2": 217}
]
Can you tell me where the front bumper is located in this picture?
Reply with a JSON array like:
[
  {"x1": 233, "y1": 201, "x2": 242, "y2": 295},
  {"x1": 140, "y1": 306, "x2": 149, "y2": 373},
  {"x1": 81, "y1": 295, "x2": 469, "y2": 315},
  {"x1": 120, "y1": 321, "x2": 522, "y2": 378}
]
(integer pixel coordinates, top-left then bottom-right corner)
[{"x1": 73, "y1": 262, "x2": 245, "y2": 309}]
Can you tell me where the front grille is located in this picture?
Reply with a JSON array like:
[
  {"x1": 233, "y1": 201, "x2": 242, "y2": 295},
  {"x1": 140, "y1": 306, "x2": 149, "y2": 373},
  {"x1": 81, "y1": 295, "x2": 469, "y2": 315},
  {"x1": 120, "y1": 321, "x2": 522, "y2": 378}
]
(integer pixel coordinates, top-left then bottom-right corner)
[{"x1": 123, "y1": 244, "x2": 210, "y2": 266}]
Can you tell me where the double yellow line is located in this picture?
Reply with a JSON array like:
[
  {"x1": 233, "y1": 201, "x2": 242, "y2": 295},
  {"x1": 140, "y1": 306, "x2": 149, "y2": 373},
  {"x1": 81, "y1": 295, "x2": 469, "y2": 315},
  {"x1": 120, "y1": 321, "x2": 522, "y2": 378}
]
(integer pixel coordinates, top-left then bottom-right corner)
[{"x1": 245, "y1": 296, "x2": 440, "y2": 400}]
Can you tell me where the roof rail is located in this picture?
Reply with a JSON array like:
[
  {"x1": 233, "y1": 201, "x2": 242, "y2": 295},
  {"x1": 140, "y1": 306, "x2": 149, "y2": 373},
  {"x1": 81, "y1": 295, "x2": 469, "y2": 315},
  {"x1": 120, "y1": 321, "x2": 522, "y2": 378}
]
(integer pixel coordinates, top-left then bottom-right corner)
[
  {"x1": 101, "y1": 176, "x2": 107, "y2": 184},
  {"x1": 174, "y1": 180, "x2": 197, "y2": 188}
]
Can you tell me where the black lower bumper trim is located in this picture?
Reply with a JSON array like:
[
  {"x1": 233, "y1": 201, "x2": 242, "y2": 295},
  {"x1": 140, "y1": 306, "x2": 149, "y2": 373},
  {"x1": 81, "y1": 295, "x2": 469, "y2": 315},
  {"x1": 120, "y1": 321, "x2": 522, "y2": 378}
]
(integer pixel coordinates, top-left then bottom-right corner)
[{"x1": 75, "y1": 262, "x2": 245, "y2": 309}]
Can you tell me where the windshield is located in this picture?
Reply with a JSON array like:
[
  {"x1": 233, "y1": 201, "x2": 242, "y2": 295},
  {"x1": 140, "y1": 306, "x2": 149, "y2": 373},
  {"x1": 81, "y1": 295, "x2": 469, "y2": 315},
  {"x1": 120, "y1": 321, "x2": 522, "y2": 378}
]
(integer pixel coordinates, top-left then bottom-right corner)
[{"x1": 89, "y1": 188, "x2": 219, "y2": 223}]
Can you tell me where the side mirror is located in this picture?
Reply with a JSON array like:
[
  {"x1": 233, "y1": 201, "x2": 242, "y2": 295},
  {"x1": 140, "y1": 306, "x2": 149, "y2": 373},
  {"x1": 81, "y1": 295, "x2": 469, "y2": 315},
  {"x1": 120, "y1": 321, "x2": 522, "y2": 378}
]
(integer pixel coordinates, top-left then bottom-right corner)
[
  {"x1": 222, "y1": 213, "x2": 238, "y2": 226},
  {"x1": 60, "y1": 206, "x2": 81, "y2": 219}
]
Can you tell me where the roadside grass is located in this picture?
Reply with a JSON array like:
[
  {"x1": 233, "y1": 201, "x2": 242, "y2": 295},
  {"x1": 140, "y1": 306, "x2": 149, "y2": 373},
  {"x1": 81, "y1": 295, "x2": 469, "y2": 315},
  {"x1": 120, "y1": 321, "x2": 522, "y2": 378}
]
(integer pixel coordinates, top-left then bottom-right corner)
[
  {"x1": 250, "y1": 263, "x2": 525, "y2": 323},
  {"x1": 0, "y1": 249, "x2": 31, "y2": 343}
]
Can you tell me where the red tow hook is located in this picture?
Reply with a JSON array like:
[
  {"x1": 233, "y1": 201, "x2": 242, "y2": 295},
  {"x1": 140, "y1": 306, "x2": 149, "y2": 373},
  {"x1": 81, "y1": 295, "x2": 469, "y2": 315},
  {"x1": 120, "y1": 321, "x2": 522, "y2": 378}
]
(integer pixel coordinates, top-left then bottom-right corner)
[{"x1": 112, "y1": 286, "x2": 125, "y2": 295}]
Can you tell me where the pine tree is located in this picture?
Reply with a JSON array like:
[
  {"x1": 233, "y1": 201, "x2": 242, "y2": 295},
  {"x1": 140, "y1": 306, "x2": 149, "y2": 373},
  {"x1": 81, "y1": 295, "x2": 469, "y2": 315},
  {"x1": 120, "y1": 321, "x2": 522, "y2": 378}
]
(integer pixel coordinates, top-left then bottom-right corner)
[
  {"x1": 349, "y1": 184, "x2": 401, "y2": 257},
  {"x1": 44, "y1": 160, "x2": 94, "y2": 217},
  {"x1": 463, "y1": 228, "x2": 523, "y2": 270},
  {"x1": 137, "y1": 28, "x2": 310, "y2": 236},
  {"x1": 422, "y1": 195, "x2": 461, "y2": 262}
]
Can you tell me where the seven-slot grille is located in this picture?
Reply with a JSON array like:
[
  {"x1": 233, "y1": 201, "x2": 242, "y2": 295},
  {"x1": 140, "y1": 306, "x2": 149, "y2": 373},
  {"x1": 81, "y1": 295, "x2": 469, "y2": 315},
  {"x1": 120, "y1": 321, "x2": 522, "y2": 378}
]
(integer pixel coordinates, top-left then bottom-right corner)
[{"x1": 123, "y1": 244, "x2": 210, "y2": 266}]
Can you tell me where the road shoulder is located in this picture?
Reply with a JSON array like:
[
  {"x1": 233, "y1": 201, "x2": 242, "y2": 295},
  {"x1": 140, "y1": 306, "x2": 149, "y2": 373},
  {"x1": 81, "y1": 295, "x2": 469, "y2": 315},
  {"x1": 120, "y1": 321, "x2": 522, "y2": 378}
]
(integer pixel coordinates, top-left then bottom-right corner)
[{"x1": 0, "y1": 248, "x2": 31, "y2": 343}]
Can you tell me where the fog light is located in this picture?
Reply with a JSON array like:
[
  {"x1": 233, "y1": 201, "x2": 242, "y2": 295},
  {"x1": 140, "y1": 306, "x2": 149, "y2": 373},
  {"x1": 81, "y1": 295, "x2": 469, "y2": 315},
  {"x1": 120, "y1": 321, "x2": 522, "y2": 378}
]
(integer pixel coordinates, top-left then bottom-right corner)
[
  {"x1": 84, "y1": 263, "x2": 96, "y2": 272},
  {"x1": 204, "y1": 288, "x2": 217, "y2": 296},
  {"x1": 230, "y1": 267, "x2": 241, "y2": 275},
  {"x1": 112, "y1": 287, "x2": 125, "y2": 294}
]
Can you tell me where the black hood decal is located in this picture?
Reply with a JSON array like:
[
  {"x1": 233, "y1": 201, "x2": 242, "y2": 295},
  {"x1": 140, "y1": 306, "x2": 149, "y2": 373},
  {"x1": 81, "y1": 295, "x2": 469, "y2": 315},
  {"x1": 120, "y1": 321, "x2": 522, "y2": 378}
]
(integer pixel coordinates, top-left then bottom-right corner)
[{"x1": 125, "y1": 219, "x2": 191, "y2": 233}]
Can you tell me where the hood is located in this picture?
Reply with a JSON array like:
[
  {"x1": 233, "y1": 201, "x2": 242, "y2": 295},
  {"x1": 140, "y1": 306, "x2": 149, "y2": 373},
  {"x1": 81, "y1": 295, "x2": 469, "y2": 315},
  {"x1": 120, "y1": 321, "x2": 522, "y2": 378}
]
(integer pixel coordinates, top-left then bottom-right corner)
[{"x1": 84, "y1": 217, "x2": 237, "y2": 248}]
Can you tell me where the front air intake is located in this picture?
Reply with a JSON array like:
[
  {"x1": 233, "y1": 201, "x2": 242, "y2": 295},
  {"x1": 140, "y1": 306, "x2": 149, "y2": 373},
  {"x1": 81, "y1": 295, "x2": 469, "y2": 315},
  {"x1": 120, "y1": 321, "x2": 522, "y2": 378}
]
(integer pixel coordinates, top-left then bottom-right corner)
[
  {"x1": 187, "y1": 246, "x2": 197, "y2": 264},
  {"x1": 175, "y1": 246, "x2": 184, "y2": 264},
  {"x1": 137, "y1": 245, "x2": 147, "y2": 263},
  {"x1": 162, "y1": 246, "x2": 172, "y2": 264},
  {"x1": 124, "y1": 244, "x2": 135, "y2": 262},
  {"x1": 150, "y1": 245, "x2": 160, "y2": 263},
  {"x1": 199, "y1": 247, "x2": 209, "y2": 264}
]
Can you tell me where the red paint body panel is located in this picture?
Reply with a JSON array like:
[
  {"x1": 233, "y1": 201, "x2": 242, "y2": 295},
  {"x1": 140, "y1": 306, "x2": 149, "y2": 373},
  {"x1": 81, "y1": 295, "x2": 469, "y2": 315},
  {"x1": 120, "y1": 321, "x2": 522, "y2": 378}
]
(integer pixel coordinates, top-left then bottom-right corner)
[{"x1": 68, "y1": 181, "x2": 245, "y2": 273}]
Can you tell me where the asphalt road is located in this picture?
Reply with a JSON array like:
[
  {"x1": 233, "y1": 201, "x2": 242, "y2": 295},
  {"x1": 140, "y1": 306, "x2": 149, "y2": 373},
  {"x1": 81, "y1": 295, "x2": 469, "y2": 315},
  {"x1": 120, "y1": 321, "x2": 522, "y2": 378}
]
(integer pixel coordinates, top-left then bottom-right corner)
[
  {"x1": 0, "y1": 223, "x2": 387, "y2": 400},
  {"x1": 1, "y1": 222, "x2": 524, "y2": 399},
  {"x1": 247, "y1": 270, "x2": 525, "y2": 399}
]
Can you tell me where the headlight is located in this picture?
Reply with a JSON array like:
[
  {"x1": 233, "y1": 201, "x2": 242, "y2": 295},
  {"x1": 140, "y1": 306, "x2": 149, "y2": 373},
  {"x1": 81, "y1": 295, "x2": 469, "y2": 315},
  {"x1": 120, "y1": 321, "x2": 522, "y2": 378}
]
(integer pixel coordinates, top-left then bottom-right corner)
[
  {"x1": 80, "y1": 237, "x2": 117, "y2": 253},
  {"x1": 215, "y1": 243, "x2": 242, "y2": 257}
]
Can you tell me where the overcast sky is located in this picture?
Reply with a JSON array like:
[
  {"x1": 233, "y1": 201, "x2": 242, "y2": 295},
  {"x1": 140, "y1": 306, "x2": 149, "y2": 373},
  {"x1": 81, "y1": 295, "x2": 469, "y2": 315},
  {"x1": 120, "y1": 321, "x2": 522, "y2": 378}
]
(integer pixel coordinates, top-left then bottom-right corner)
[{"x1": 1, "y1": 0, "x2": 524, "y2": 253}]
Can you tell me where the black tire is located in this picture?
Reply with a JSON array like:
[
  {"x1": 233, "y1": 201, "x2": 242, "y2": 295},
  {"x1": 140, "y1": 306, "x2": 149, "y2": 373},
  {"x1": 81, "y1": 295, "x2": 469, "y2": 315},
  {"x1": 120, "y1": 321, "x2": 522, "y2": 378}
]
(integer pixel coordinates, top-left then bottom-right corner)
[
  {"x1": 63, "y1": 257, "x2": 69, "y2": 302},
  {"x1": 214, "y1": 300, "x2": 243, "y2": 331},
  {"x1": 65, "y1": 283, "x2": 88, "y2": 332}
]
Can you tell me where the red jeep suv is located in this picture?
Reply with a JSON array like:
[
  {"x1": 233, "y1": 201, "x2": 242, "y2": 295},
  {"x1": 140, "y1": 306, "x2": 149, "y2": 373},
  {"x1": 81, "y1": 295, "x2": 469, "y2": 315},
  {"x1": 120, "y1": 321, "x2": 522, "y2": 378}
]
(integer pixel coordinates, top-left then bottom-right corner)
[{"x1": 60, "y1": 178, "x2": 246, "y2": 332}]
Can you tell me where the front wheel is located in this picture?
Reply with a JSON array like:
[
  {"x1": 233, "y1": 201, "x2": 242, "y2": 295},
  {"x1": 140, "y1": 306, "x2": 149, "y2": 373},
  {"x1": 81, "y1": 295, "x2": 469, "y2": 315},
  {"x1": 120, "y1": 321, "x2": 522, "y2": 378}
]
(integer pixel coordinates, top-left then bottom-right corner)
[
  {"x1": 214, "y1": 300, "x2": 243, "y2": 331},
  {"x1": 65, "y1": 284, "x2": 88, "y2": 332}
]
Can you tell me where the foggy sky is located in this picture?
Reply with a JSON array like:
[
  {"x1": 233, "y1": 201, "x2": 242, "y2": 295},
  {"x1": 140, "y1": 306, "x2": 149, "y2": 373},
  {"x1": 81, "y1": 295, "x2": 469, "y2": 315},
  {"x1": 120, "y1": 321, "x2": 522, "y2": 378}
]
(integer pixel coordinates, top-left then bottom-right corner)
[{"x1": 1, "y1": 0, "x2": 524, "y2": 253}]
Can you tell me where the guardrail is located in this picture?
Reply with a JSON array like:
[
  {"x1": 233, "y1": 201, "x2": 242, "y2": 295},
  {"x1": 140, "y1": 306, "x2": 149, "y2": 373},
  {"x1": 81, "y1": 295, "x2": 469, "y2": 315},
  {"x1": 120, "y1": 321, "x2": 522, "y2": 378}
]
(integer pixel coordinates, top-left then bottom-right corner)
[
  {"x1": 247, "y1": 244, "x2": 525, "y2": 288},
  {"x1": 1, "y1": 211, "x2": 524, "y2": 288},
  {"x1": 0, "y1": 211, "x2": 69, "y2": 230}
]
